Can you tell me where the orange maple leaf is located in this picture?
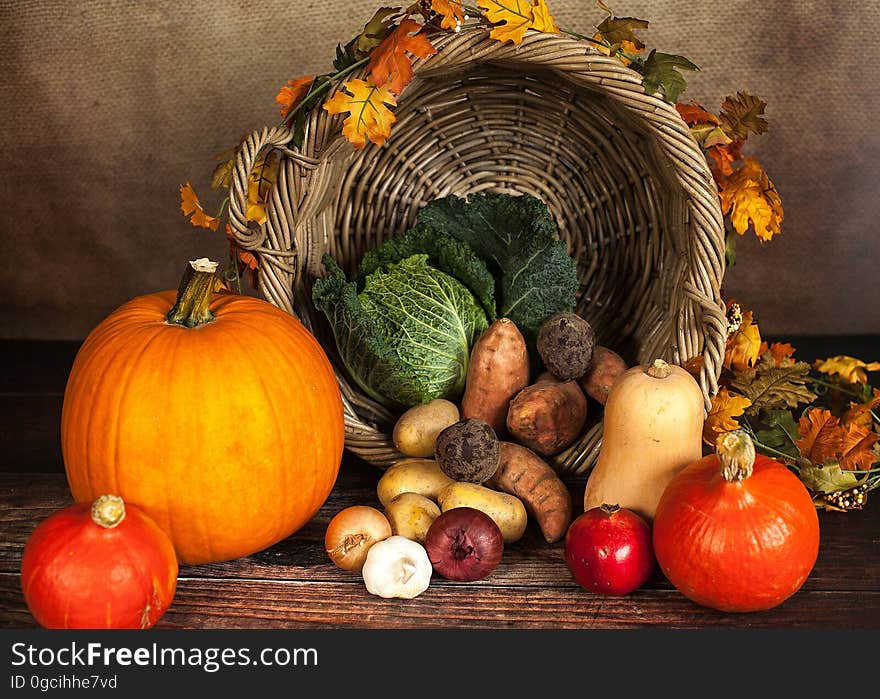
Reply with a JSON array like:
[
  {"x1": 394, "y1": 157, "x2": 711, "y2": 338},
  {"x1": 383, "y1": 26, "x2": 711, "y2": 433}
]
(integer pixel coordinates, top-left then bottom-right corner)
[
  {"x1": 707, "y1": 141, "x2": 742, "y2": 184},
  {"x1": 719, "y1": 157, "x2": 783, "y2": 242},
  {"x1": 275, "y1": 76, "x2": 312, "y2": 118},
  {"x1": 368, "y1": 18, "x2": 436, "y2": 96},
  {"x1": 676, "y1": 102, "x2": 719, "y2": 126},
  {"x1": 703, "y1": 387, "x2": 752, "y2": 446},
  {"x1": 758, "y1": 341, "x2": 796, "y2": 368},
  {"x1": 179, "y1": 182, "x2": 219, "y2": 231},
  {"x1": 843, "y1": 387, "x2": 880, "y2": 428},
  {"x1": 796, "y1": 408, "x2": 845, "y2": 466},
  {"x1": 323, "y1": 78, "x2": 398, "y2": 149},
  {"x1": 815, "y1": 355, "x2": 880, "y2": 385},
  {"x1": 478, "y1": 0, "x2": 556, "y2": 45},
  {"x1": 432, "y1": 0, "x2": 466, "y2": 30},
  {"x1": 724, "y1": 309, "x2": 761, "y2": 372}
]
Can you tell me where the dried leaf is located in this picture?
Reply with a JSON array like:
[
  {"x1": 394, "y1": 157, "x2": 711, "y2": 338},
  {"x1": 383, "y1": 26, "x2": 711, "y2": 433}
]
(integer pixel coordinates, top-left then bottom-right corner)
[
  {"x1": 719, "y1": 157, "x2": 783, "y2": 242},
  {"x1": 530, "y1": 0, "x2": 559, "y2": 33},
  {"x1": 724, "y1": 309, "x2": 761, "y2": 371},
  {"x1": 707, "y1": 141, "x2": 743, "y2": 184},
  {"x1": 431, "y1": 0, "x2": 465, "y2": 30},
  {"x1": 639, "y1": 50, "x2": 699, "y2": 103},
  {"x1": 244, "y1": 151, "x2": 278, "y2": 225},
  {"x1": 354, "y1": 7, "x2": 401, "y2": 57},
  {"x1": 720, "y1": 91, "x2": 769, "y2": 142},
  {"x1": 703, "y1": 387, "x2": 752, "y2": 445},
  {"x1": 796, "y1": 408, "x2": 844, "y2": 466},
  {"x1": 211, "y1": 155, "x2": 235, "y2": 191},
  {"x1": 683, "y1": 355, "x2": 703, "y2": 378},
  {"x1": 478, "y1": 0, "x2": 556, "y2": 44},
  {"x1": 758, "y1": 341, "x2": 796, "y2": 368},
  {"x1": 676, "y1": 102, "x2": 719, "y2": 126},
  {"x1": 323, "y1": 78, "x2": 398, "y2": 149},
  {"x1": 595, "y1": 14, "x2": 649, "y2": 51},
  {"x1": 755, "y1": 408, "x2": 800, "y2": 460},
  {"x1": 179, "y1": 182, "x2": 220, "y2": 231},
  {"x1": 368, "y1": 18, "x2": 437, "y2": 96},
  {"x1": 732, "y1": 361, "x2": 818, "y2": 414},
  {"x1": 799, "y1": 462, "x2": 862, "y2": 495},
  {"x1": 275, "y1": 76, "x2": 313, "y2": 118},
  {"x1": 842, "y1": 387, "x2": 880, "y2": 428},
  {"x1": 839, "y1": 422, "x2": 880, "y2": 471},
  {"x1": 815, "y1": 355, "x2": 880, "y2": 385}
]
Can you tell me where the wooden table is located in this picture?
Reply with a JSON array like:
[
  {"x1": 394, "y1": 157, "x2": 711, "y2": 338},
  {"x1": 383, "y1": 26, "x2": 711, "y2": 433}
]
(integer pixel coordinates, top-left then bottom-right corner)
[{"x1": 3, "y1": 339, "x2": 879, "y2": 629}]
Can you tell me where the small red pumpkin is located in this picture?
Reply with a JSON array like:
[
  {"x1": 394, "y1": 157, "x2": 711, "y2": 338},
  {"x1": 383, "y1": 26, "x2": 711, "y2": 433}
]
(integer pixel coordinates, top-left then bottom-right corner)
[
  {"x1": 21, "y1": 495, "x2": 178, "y2": 629},
  {"x1": 653, "y1": 429, "x2": 820, "y2": 613}
]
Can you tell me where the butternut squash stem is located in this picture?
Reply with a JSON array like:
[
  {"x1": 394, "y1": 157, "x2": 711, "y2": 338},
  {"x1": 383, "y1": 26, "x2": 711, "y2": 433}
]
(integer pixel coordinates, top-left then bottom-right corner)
[
  {"x1": 91, "y1": 495, "x2": 126, "y2": 529},
  {"x1": 645, "y1": 358, "x2": 672, "y2": 379},
  {"x1": 716, "y1": 429, "x2": 756, "y2": 482},
  {"x1": 166, "y1": 258, "x2": 219, "y2": 328}
]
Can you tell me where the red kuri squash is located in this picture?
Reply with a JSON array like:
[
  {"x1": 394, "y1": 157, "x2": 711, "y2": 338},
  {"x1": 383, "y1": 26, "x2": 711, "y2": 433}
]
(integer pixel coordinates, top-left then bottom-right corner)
[
  {"x1": 653, "y1": 429, "x2": 820, "y2": 612},
  {"x1": 61, "y1": 259, "x2": 345, "y2": 564},
  {"x1": 21, "y1": 495, "x2": 178, "y2": 628}
]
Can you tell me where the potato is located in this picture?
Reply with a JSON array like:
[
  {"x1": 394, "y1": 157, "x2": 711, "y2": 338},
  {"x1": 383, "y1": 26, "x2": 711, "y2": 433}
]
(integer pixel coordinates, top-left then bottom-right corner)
[
  {"x1": 377, "y1": 459, "x2": 456, "y2": 507},
  {"x1": 579, "y1": 345, "x2": 628, "y2": 405},
  {"x1": 384, "y1": 493, "x2": 441, "y2": 544},
  {"x1": 392, "y1": 399, "x2": 461, "y2": 457},
  {"x1": 461, "y1": 318, "x2": 530, "y2": 434},
  {"x1": 506, "y1": 380, "x2": 588, "y2": 456},
  {"x1": 437, "y1": 482, "x2": 528, "y2": 543}
]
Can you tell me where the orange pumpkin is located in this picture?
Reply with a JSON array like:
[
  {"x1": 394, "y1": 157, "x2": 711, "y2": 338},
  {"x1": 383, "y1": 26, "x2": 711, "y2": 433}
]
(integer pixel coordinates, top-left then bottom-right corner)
[{"x1": 62, "y1": 259, "x2": 345, "y2": 565}]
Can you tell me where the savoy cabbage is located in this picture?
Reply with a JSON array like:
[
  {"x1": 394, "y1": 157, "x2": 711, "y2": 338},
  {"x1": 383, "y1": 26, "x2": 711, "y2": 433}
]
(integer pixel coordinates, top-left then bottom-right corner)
[{"x1": 312, "y1": 254, "x2": 488, "y2": 408}]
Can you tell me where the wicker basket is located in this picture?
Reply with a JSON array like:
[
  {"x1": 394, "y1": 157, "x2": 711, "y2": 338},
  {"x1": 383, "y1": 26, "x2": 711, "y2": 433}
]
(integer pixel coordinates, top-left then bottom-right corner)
[{"x1": 226, "y1": 27, "x2": 727, "y2": 475}]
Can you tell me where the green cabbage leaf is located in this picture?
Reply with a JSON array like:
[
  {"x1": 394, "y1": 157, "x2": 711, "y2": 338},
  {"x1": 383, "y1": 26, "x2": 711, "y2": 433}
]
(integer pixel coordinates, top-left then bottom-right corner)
[{"x1": 312, "y1": 254, "x2": 488, "y2": 408}]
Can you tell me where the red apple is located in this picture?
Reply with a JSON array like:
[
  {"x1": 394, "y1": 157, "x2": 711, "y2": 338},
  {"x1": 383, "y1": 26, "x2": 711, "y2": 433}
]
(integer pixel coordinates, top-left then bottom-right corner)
[{"x1": 564, "y1": 503, "x2": 655, "y2": 596}]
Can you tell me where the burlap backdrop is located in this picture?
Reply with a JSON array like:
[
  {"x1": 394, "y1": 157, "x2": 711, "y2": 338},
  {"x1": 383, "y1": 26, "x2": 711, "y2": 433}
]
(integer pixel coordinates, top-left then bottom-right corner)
[{"x1": 2, "y1": 1, "x2": 878, "y2": 339}]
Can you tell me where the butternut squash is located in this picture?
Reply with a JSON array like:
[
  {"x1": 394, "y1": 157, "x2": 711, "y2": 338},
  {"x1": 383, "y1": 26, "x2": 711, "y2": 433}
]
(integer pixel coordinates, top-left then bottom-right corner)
[{"x1": 583, "y1": 359, "x2": 704, "y2": 522}]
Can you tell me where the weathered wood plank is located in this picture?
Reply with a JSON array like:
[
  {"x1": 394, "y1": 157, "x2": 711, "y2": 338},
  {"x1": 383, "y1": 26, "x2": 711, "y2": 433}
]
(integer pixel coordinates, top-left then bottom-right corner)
[
  {"x1": 2, "y1": 574, "x2": 877, "y2": 629},
  {"x1": 2, "y1": 472, "x2": 878, "y2": 595}
]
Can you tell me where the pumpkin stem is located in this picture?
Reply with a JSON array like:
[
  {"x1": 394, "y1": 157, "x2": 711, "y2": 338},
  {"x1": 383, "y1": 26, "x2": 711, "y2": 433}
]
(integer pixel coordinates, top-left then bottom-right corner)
[
  {"x1": 165, "y1": 258, "x2": 219, "y2": 328},
  {"x1": 91, "y1": 495, "x2": 126, "y2": 529},
  {"x1": 645, "y1": 359, "x2": 672, "y2": 379},
  {"x1": 717, "y1": 429, "x2": 756, "y2": 482}
]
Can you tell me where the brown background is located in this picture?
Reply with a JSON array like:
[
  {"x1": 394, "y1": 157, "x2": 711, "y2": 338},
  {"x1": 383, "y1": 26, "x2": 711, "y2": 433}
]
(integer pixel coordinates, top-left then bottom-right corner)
[{"x1": 2, "y1": 0, "x2": 878, "y2": 340}]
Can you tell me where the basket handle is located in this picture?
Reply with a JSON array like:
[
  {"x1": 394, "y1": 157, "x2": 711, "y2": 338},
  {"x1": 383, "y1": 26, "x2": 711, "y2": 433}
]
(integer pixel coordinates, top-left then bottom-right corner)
[{"x1": 227, "y1": 125, "x2": 295, "y2": 251}]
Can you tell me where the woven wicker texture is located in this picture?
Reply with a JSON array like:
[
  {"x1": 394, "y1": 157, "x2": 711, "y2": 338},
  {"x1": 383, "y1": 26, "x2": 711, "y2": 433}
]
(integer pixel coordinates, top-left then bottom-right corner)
[{"x1": 228, "y1": 27, "x2": 727, "y2": 474}]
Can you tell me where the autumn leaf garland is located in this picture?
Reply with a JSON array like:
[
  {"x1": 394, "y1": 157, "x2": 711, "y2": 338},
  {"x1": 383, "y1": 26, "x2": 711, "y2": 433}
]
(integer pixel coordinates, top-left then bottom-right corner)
[{"x1": 695, "y1": 302, "x2": 880, "y2": 511}]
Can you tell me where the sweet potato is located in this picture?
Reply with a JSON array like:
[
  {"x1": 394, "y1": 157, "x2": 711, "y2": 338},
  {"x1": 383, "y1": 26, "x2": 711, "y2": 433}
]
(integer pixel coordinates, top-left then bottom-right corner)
[
  {"x1": 506, "y1": 380, "x2": 588, "y2": 456},
  {"x1": 488, "y1": 442, "x2": 573, "y2": 543},
  {"x1": 579, "y1": 345, "x2": 628, "y2": 405},
  {"x1": 461, "y1": 318, "x2": 529, "y2": 434}
]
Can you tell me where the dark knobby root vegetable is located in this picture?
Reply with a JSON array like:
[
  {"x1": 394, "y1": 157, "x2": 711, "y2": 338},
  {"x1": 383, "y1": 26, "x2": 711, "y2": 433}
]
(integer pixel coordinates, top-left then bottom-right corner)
[
  {"x1": 536, "y1": 312, "x2": 596, "y2": 380},
  {"x1": 434, "y1": 418, "x2": 500, "y2": 483},
  {"x1": 506, "y1": 380, "x2": 588, "y2": 456},
  {"x1": 325, "y1": 506, "x2": 393, "y2": 572},
  {"x1": 579, "y1": 345, "x2": 628, "y2": 405},
  {"x1": 425, "y1": 507, "x2": 504, "y2": 582},
  {"x1": 488, "y1": 442, "x2": 573, "y2": 544},
  {"x1": 460, "y1": 317, "x2": 530, "y2": 434}
]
